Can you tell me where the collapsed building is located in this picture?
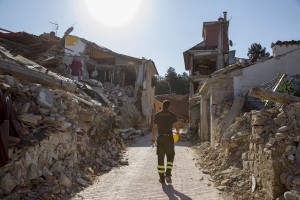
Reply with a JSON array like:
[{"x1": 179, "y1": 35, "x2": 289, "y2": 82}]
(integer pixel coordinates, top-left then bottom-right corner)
[
  {"x1": 0, "y1": 28, "x2": 158, "y2": 198},
  {"x1": 183, "y1": 12, "x2": 300, "y2": 199},
  {"x1": 0, "y1": 28, "x2": 158, "y2": 126}
]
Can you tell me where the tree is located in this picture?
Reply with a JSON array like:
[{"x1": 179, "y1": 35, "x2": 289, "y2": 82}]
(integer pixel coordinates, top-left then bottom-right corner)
[
  {"x1": 155, "y1": 76, "x2": 170, "y2": 94},
  {"x1": 165, "y1": 67, "x2": 178, "y2": 93},
  {"x1": 155, "y1": 67, "x2": 189, "y2": 95},
  {"x1": 176, "y1": 72, "x2": 189, "y2": 94},
  {"x1": 247, "y1": 43, "x2": 270, "y2": 62}
]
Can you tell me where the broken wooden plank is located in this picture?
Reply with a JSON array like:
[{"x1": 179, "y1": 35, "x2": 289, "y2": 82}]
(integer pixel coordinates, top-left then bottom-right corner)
[
  {"x1": 0, "y1": 59, "x2": 76, "y2": 92},
  {"x1": 66, "y1": 92, "x2": 94, "y2": 107},
  {"x1": 249, "y1": 87, "x2": 300, "y2": 104}
]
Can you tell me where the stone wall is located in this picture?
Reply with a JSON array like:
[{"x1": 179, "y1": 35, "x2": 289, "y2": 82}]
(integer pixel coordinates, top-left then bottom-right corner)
[{"x1": 224, "y1": 103, "x2": 300, "y2": 199}]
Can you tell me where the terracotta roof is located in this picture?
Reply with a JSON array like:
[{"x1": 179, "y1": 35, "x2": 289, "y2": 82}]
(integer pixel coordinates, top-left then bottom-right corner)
[{"x1": 271, "y1": 40, "x2": 300, "y2": 48}]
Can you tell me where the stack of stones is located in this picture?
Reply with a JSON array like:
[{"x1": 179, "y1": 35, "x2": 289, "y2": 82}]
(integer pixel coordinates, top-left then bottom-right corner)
[
  {"x1": 0, "y1": 74, "x2": 136, "y2": 199},
  {"x1": 225, "y1": 103, "x2": 300, "y2": 199}
]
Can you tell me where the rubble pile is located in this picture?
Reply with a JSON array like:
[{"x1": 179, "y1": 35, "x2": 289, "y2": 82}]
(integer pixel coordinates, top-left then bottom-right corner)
[
  {"x1": 194, "y1": 142, "x2": 257, "y2": 200},
  {"x1": 0, "y1": 71, "x2": 145, "y2": 199},
  {"x1": 115, "y1": 128, "x2": 143, "y2": 142},
  {"x1": 194, "y1": 102, "x2": 300, "y2": 200},
  {"x1": 0, "y1": 29, "x2": 156, "y2": 199},
  {"x1": 111, "y1": 88, "x2": 141, "y2": 129}
]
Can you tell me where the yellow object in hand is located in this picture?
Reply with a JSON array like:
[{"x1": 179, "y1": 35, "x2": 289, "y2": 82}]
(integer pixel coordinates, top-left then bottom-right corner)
[{"x1": 173, "y1": 133, "x2": 179, "y2": 143}]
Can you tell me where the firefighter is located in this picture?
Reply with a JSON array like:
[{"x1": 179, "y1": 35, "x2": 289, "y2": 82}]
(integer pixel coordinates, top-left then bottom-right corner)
[{"x1": 152, "y1": 100, "x2": 179, "y2": 184}]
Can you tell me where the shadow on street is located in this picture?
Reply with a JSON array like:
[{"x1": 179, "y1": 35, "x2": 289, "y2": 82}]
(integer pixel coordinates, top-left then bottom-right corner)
[{"x1": 162, "y1": 184, "x2": 192, "y2": 200}]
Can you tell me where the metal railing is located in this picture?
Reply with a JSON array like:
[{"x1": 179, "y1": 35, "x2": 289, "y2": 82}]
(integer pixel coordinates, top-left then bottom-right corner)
[{"x1": 244, "y1": 73, "x2": 287, "y2": 111}]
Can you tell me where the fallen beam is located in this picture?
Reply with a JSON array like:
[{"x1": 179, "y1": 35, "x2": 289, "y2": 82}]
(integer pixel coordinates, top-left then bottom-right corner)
[
  {"x1": 249, "y1": 87, "x2": 300, "y2": 104},
  {"x1": 0, "y1": 60, "x2": 76, "y2": 92},
  {"x1": 66, "y1": 92, "x2": 94, "y2": 107}
]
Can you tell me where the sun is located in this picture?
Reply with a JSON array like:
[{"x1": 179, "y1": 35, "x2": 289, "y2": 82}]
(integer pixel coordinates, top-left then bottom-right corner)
[{"x1": 84, "y1": 0, "x2": 141, "y2": 27}]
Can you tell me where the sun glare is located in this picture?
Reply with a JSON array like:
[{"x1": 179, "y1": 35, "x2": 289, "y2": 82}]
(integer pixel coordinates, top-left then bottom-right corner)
[{"x1": 84, "y1": 0, "x2": 141, "y2": 27}]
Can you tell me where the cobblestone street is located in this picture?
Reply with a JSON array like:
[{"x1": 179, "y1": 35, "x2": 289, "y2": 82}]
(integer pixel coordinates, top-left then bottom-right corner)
[{"x1": 72, "y1": 133, "x2": 223, "y2": 200}]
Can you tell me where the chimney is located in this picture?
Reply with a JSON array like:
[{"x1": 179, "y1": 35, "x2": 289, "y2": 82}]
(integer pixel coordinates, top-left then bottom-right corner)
[{"x1": 223, "y1": 11, "x2": 227, "y2": 21}]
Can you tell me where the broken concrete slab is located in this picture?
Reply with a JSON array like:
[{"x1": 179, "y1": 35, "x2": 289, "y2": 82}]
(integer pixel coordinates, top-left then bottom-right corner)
[{"x1": 249, "y1": 87, "x2": 300, "y2": 104}]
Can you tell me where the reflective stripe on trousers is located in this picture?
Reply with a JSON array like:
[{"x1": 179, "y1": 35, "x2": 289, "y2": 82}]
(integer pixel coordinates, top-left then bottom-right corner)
[
  {"x1": 157, "y1": 165, "x2": 165, "y2": 174},
  {"x1": 166, "y1": 161, "x2": 173, "y2": 170}
]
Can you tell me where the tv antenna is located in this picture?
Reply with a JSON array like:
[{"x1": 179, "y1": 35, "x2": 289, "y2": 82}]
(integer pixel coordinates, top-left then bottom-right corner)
[
  {"x1": 49, "y1": 22, "x2": 59, "y2": 35},
  {"x1": 70, "y1": 21, "x2": 77, "y2": 28}
]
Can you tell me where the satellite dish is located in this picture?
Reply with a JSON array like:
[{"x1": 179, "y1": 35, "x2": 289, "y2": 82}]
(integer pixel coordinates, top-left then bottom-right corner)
[{"x1": 229, "y1": 40, "x2": 233, "y2": 47}]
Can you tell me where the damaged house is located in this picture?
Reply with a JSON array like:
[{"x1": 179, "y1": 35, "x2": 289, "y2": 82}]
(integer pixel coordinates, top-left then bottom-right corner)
[
  {"x1": 183, "y1": 12, "x2": 234, "y2": 142},
  {"x1": 201, "y1": 41, "x2": 300, "y2": 199},
  {"x1": 183, "y1": 14, "x2": 300, "y2": 199},
  {"x1": 208, "y1": 40, "x2": 300, "y2": 147},
  {"x1": 0, "y1": 28, "x2": 157, "y2": 198},
  {"x1": 62, "y1": 35, "x2": 158, "y2": 126},
  {"x1": 183, "y1": 11, "x2": 300, "y2": 147},
  {"x1": 0, "y1": 29, "x2": 158, "y2": 127}
]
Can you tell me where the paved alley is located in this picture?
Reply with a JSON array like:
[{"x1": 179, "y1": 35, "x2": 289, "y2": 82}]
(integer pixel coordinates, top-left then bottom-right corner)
[{"x1": 72, "y1": 133, "x2": 223, "y2": 200}]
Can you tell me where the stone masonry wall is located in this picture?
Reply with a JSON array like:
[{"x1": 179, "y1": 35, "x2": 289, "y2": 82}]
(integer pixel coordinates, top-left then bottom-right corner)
[
  {"x1": 0, "y1": 74, "x2": 138, "y2": 199},
  {"x1": 224, "y1": 103, "x2": 300, "y2": 199}
]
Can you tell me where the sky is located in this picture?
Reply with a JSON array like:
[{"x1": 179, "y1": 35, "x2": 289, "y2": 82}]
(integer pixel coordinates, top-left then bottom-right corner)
[{"x1": 0, "y1": 0, "x2": 300, "y2": 76}]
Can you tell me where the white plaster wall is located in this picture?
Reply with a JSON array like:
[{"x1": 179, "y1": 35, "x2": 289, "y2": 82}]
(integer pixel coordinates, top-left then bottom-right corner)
[
  {"x1": 141, "y1": 61, "x2": 157, "y2": 124},
  {"x1": 63, "y1": 37, "x2": 89, "y2": 80},
  {"x1": 233, "y1": 48, "x2": 300, "y2": 97},
  {"x1": 65, "y1": 38, "x2": 86, "y2": 56},
  {"x1": 273, "y1": 44, "x2": 300, "y2": 57}
]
